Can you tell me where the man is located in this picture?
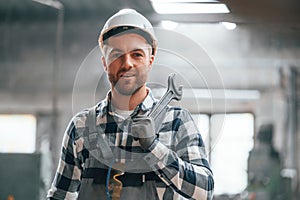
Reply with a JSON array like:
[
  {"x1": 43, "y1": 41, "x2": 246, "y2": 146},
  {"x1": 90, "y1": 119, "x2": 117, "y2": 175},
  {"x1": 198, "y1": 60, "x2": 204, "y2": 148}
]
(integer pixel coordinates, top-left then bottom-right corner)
[{"x1": 47, "y1": 9, "x2": 213, "y2": 200}]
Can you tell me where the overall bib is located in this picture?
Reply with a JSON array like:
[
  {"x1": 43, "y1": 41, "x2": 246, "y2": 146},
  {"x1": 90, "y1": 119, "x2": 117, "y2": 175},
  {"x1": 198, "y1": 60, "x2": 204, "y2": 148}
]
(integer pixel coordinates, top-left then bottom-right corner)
[{"x1": 77, "y1": 105, "x2": 160, "y2": 200}]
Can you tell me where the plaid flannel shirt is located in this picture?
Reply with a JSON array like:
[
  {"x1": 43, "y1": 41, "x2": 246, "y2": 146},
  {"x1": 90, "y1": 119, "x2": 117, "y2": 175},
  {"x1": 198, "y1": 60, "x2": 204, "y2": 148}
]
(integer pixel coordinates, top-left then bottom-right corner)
[{"x1": 47, "y1": 89, "x2": 214, "y2": 200}]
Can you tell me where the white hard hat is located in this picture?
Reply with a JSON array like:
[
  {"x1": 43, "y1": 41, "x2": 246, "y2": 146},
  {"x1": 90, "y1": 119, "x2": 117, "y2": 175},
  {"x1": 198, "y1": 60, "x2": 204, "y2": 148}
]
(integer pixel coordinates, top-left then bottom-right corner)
[{"x1": 98, "y1": 9, "x2": 157, "y2": 55}]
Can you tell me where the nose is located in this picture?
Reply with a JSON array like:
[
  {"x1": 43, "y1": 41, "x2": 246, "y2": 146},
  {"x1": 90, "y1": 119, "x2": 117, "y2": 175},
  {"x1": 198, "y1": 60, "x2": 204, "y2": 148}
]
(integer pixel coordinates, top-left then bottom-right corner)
[{"x1": 122, "y1": 53, "x2": 134, "y2": 69}]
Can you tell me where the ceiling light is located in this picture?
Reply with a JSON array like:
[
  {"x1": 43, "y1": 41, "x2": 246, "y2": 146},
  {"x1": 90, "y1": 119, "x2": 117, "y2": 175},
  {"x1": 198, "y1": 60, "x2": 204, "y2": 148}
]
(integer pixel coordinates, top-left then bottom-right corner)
[
  {"x1": 150, "y1": 1, "x2": 230, "y2": 14},
  {"x1": 160, "y1": 20, "x2": 179, "y2": 30},
  {"x1": 154, "y1": 0, "x2": 219, "y2": 2},
  {"x1": 221, "y1": 22, "x2": 237, "y2": 30},
  {"x1": 32, "y1": 0, "x2": 63, "y2": 9}
]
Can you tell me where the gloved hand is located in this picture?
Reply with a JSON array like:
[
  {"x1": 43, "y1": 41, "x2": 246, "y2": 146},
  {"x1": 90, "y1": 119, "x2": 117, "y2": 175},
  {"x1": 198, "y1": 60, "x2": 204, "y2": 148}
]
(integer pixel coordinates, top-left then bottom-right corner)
[{"x1": 131, "y1": 115, "x2": 156, "y2": 151}]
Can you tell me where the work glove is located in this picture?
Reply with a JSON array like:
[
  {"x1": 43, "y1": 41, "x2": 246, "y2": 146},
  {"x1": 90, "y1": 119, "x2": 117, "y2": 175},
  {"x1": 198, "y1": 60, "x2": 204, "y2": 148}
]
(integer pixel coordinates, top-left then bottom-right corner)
[{"x1": 131, "y1": 115, "x2": 156, "y2": 151}]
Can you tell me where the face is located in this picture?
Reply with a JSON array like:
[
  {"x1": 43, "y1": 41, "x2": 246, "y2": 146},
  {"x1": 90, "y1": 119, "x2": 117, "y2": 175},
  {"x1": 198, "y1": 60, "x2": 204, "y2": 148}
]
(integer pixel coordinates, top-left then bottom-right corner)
[{"x1": 102, "y1": 33, "x2": 154, "y2": 96}]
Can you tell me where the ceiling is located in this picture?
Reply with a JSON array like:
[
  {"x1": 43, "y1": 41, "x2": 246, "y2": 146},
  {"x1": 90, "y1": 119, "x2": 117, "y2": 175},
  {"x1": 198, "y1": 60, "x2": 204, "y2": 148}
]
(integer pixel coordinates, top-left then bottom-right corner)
[
  {"x1": 1, "y1": 0, "x2": 300, "y2": 23},
  {"x1": 1, "y1": 0, "x2": 300, "y2": 105}
]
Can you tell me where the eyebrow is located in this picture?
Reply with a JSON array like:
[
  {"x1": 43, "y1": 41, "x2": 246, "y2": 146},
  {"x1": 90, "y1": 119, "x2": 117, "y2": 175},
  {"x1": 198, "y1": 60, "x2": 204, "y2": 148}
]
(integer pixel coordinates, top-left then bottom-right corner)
[
  {"x1": 109, "y1": 48, "x2": 148, "y2": 55},
  {"x1": 109, "y1": 48, "x2": 123, "y2": 54},
  {"x1": 130, "y1": 48, "x2": 148, "y2": 53}
]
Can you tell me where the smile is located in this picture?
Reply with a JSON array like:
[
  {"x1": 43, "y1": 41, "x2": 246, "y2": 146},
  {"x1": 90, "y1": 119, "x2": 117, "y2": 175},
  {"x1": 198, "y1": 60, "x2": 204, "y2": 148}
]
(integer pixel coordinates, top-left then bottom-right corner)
[{"x1": 120, "y1": 73, "x2": 135, "y2": 78}]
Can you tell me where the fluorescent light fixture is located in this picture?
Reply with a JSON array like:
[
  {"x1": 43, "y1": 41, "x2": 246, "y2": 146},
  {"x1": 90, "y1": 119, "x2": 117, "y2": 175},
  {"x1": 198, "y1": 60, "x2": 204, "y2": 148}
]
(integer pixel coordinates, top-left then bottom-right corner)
[
  {"x1": 33, "y1": 0, "x2": 63, "y2": 9},
  {"x1": 154, "y1": 0, "x2": 219, "y2": 2},
  {"x1": 221, "y1": 22, "x2": 237, "y2": 30},
  {"x1": 150, "y1": 1, "x2": 230, "y2": 14},
  {"x1": 160, "y1": 20, "x2": 179, "y2": 30}
]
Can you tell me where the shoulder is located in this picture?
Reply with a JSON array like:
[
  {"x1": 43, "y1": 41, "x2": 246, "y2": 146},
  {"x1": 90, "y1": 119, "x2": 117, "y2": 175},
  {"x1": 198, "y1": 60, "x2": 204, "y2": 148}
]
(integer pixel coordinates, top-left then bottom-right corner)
[
  {"x1": 166, "y1": 106, "x2": 193, "y2": 119},
  {"x1": 71, "y1": 99, "x2": 107, "y2": 129},
  {"x1": 71, "y1": 109, "x2": 89, "y2": 129},
  {"x1": 162, "y1": 106, "x2": 195, "y2": 129}
]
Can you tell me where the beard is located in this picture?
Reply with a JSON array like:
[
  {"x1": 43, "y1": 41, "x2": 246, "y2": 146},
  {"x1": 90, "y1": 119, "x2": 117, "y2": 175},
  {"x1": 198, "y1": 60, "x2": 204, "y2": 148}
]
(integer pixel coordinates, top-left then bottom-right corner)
[
  {"x1": 114, "y1": 79, "x2": 143, "y2": 96},
  {"x1": 108, "y1": 71, "x2": 147, "y2": 96}
]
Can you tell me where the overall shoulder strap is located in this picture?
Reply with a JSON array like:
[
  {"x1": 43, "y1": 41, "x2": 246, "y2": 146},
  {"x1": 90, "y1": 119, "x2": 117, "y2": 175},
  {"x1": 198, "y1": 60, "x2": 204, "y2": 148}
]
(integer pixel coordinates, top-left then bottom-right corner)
[
  {"x1": 86, "y1": 105, "x2": 114, "y2": 161},
  {"x1": 87, "y1": 105, "x2": 97, "y2": 133}
]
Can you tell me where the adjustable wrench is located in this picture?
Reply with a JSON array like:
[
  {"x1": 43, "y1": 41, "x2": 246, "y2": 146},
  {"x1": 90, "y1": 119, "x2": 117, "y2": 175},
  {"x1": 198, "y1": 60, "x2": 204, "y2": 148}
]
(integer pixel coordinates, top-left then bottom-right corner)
[
  {"x1": 132, "y1": 73, "x2": 183, "y2": 139},
  {"x1": 149, "y1": 73, "x2": 183, "y2": 120},
  {"x1": 112, "y1": 74, "x2": 183, "y2": 198}
]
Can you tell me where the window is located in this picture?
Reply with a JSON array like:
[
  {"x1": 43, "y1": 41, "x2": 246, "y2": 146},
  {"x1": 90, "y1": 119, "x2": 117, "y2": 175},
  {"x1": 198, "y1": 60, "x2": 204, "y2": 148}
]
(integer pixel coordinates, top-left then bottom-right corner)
[
  {"x1": 0, "y1": 114, "x2": 37, "y2": 153},
  {"x1": 192, "y1": 113, "x2": 254, "y2": 195},
  {"x1": 192, "y1": 114, "x2": 210, "y2": 153}
]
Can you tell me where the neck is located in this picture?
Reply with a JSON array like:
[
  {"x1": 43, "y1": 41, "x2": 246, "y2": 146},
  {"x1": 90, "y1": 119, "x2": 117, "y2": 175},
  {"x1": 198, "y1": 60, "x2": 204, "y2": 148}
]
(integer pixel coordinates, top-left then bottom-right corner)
[{"x1": 111, "y1": 86, "x2": 148, "y2": 110}]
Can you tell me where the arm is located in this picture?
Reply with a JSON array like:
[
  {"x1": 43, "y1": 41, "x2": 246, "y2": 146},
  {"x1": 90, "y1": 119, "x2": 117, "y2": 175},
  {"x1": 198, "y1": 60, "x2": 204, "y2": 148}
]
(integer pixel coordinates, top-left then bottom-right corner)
[
  {"x1": 143, "y1": 108, "x2": 214, "y2": 200},
  {"x1": 47, "y1": 119, "x2": 82, "y2": 200}
]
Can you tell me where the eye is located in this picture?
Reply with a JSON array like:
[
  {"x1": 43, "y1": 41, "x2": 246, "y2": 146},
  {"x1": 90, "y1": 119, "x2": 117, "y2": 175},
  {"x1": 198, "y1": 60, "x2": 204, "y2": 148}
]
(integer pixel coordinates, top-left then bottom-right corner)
[
  {"x1": 132, "y1": 52, "x2": 144, "y2": 58},
  {"x1": 107, "y1": 52, "x2": 123, "y2": 64},
  {"x1": 111, "y1": 52, "x2": 122, "y2": 58}
]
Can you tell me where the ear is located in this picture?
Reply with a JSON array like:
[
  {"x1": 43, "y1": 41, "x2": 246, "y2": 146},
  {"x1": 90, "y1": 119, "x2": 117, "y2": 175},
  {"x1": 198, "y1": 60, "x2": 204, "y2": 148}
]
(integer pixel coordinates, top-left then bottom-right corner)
[
  {"x1": 148, "y1": 54, "x2": 154, "y2": 70},
  {"x1": 102, "y1": 56, "x2": 108, "y2": 71}
]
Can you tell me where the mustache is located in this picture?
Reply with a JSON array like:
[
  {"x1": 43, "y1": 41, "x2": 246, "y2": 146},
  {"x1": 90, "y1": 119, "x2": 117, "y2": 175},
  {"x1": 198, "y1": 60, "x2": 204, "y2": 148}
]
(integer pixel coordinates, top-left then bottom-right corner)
[
  {"x1": 117, "y1": 67, "x2": 139, "y2": 78},
  {"x1": 117, "y1": 68, "x2": 131, "y2": 77}
]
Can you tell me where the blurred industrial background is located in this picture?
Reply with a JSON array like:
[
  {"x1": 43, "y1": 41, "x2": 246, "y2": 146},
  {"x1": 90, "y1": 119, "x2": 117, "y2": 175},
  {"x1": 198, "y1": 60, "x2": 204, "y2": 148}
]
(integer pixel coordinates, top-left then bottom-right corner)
[{"x1": 0, "y1": 0, "x2": 300, "y2": 199}]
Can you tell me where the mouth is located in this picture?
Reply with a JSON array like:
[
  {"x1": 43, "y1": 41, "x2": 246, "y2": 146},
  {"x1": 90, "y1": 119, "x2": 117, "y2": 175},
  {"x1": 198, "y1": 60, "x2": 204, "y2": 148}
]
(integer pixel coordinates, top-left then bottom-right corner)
[{"x1": 119, "y1": 72, "x2": 135, "y2": 78}]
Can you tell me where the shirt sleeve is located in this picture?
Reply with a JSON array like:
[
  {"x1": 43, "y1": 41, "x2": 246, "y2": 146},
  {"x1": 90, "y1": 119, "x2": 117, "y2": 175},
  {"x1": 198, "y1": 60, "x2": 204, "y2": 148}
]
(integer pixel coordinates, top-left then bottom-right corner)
[
  {"x1": 47, "y1": 118, "x2": 82, "y2": 200},
  {"x1": 144, "y1": 107, "x2": 214, "y2": 200}
]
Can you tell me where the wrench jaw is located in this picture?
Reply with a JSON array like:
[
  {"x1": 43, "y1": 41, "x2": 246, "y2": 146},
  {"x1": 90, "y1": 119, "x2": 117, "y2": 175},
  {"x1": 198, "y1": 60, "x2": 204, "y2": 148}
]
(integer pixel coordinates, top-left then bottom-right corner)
[
  {"x1": 149, "y1": 73, "x2": 183, "y2": 120},
  {"x1": 167, "y1": 73, "x2": 183, "y2": 101}
]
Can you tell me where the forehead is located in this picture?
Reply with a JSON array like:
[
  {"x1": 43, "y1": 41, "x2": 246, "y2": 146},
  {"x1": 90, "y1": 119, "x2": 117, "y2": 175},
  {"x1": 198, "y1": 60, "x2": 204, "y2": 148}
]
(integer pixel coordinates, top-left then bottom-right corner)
[{"x1": 105, "y1": 33, "x2": 151, "y2": 53}]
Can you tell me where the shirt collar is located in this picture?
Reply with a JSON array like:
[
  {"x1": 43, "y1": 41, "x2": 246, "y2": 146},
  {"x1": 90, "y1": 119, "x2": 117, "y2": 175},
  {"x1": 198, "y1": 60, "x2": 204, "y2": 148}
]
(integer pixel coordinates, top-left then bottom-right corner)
[
  {"x1": 139, "y1": 88, "x2": 157, "y2": 112},
  {"x1": 96, "y1": 88, "x2": 157, "y2": 117}
]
